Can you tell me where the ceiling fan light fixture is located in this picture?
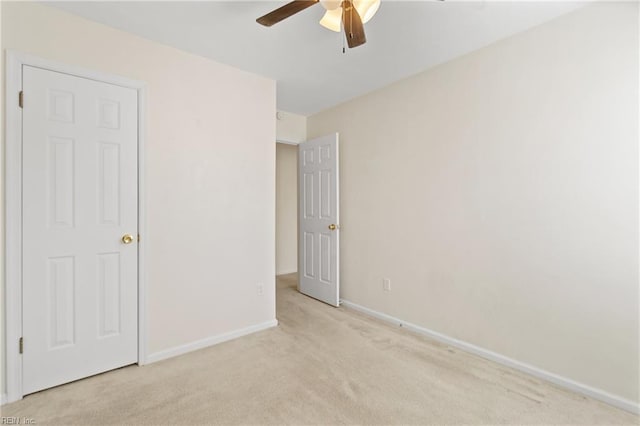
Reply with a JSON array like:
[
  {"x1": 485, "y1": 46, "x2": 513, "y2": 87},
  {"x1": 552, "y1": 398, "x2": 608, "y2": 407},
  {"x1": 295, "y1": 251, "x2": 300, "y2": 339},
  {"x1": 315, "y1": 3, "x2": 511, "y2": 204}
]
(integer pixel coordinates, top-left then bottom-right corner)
[
  {"x1": 320, "y1": 7, "x2": 343, "y2": 32},
  {"x1": 354, "y1": 0, "x2": 380, "y2": 24},
  {"x1": 257, "y1": 0, "x2": 369, "y2": 48}
]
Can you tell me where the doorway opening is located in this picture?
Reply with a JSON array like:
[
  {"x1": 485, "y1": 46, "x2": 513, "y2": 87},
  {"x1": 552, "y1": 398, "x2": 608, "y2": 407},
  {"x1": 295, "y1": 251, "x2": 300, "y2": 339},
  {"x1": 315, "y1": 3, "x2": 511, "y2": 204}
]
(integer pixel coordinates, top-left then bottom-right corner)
[
  {"x1": 275, "y1": 141, "x2": 298, "y2": 317},
  {"x1": 275, "y1": 142, "x2": 299, "y2": 279}
]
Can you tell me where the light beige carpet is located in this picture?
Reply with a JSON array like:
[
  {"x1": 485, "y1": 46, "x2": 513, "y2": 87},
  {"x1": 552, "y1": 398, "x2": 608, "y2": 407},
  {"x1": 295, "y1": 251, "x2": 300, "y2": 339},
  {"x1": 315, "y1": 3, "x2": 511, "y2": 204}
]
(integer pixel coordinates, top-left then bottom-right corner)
[{"x1": 2, "y1": 273, "x2": 638, "y2": 425}]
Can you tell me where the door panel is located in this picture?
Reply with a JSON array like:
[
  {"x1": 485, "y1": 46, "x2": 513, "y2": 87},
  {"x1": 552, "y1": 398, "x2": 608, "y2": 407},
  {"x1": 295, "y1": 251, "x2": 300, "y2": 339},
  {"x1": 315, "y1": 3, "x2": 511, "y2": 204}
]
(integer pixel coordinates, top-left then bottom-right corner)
[
  {"x1": 298, "y1": 133, "x2": 339, "y2": 306},
  {"x1": 22, "y1": 65, "x2": 138, "y2": 394},
  {"x1": 47, "y1": 256, "x2": 76, "y2": 349}
]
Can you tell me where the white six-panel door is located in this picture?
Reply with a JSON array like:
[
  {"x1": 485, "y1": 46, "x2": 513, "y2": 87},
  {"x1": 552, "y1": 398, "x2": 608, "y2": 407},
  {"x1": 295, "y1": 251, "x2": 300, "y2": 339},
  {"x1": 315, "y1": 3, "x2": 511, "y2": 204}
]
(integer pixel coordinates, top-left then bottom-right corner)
[
  {"x1": 22, "y1": 65, "x2": 138, "y2": 394},
  {"x1": 298, "y1": 133, "x2": 340, "y2": 306}
]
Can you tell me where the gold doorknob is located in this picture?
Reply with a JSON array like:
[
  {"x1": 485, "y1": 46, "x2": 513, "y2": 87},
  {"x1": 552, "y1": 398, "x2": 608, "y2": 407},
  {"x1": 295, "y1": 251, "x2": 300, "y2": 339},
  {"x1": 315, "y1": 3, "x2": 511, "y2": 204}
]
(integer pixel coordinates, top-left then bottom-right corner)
[
  {"x1": 328, "y1": 224, "x2": 338, "y2": 231},
  {"x1": 122, "y1": 234, "x2": 134, "y2": 244}
]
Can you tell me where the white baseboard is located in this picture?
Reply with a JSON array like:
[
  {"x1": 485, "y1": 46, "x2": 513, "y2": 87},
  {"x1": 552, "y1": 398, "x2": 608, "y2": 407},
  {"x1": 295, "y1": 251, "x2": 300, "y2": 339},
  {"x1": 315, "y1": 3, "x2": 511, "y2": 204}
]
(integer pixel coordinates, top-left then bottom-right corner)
[
  {"x1": 340, "y1": 299, "x2": 639, "y2": 415},
  {"x1": 276, "y1": 270, "x2": 297, "y2": 276},
  {"x1": 145, "y1": 319, "x2": 278, "y2": 364}
]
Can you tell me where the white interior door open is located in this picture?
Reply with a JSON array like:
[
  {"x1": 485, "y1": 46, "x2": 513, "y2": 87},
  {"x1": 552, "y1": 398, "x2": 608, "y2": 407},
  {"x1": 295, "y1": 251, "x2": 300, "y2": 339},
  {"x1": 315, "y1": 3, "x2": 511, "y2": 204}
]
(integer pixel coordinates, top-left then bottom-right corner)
[
  {"x1": 298, "y1": 133, "x2": 340, "y2": 306},
  {"x1": 22, "y1": 65, "x2": 139, "y2": 394}
]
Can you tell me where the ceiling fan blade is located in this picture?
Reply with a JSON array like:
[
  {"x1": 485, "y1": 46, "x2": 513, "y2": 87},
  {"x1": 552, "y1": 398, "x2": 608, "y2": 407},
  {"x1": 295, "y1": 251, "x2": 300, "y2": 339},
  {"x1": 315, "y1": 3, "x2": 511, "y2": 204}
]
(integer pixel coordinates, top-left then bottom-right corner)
[
  {"x1": 342, "y1": 0, "x2": 366, "y2": 48},
  {"x1": 257, "y1": 0, "x2": 319, "y2": 27}
]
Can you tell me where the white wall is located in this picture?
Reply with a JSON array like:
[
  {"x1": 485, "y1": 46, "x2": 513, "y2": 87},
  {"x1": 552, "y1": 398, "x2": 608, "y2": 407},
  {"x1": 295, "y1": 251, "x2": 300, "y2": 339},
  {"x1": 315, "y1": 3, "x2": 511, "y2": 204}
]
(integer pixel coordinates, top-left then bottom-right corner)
[
  {"x1": 276, "y1": 110, "x2": 306, "y2": 144},
  {"x1": 1, "y1": 2, "x2": 276, "y2": 396},
  {"x1": 276, "y1": 143, "x2": 298, "y2": 275},
  {"x1": 308, "y1": 1, "x2": 639, "y2": 406}
]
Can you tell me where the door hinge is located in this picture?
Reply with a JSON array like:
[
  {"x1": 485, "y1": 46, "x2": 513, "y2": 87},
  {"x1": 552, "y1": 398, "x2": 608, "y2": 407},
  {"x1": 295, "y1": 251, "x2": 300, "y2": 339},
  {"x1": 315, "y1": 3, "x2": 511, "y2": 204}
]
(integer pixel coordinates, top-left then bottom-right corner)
[
  {"x1": 19, "y1": 337, "x2": 23, "y2": 354},
  {"x1": 18, "y1": 91, "x2": 24, "y2": 108}
]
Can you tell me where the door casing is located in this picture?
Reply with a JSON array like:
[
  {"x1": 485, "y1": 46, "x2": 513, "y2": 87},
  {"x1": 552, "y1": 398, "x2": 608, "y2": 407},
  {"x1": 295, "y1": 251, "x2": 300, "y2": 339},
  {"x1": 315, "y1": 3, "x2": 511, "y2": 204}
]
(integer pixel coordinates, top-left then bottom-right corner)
[{"x1": 4, "y1": 50, "x2": 148, "y2": 404}]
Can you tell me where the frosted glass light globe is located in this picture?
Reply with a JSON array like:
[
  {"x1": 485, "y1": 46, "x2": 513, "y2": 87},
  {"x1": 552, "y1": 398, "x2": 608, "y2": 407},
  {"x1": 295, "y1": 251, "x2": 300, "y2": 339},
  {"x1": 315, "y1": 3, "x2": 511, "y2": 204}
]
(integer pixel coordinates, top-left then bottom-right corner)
[{"x1": 320, "y1": 0, "x2": 342, "y2": 10}]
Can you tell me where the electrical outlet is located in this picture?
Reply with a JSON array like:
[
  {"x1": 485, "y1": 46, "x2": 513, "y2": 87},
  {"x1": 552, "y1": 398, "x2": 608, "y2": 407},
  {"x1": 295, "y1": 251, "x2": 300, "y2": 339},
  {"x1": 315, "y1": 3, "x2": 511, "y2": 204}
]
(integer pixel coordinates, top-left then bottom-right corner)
[
  {"x1": 383, "y1": 278, "x2": 391, "y2": 292},
  {"x1": 257, "y1": 283, "x2": 264, "y2": 296}
]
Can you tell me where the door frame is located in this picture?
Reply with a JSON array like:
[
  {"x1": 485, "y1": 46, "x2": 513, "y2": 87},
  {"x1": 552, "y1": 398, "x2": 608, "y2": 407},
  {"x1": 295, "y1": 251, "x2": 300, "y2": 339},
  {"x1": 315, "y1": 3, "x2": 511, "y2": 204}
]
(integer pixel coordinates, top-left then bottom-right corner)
[{"x1": 4, "y1": 50, "x2": 148, "y2": 404}]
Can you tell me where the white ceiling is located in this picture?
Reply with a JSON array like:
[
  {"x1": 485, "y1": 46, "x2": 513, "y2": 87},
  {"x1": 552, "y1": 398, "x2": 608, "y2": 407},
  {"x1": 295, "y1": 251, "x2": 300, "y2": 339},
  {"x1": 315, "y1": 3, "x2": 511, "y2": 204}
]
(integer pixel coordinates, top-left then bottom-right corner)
[{"x1": 50, "y1": 1, "x2": 587, "y2": 115}]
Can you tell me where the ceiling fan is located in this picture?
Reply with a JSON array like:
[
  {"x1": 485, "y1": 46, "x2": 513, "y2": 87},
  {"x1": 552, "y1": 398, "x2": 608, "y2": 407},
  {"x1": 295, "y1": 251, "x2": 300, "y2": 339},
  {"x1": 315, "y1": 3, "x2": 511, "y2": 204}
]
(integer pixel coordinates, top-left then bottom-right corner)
[{"x1": 256, "y1": 0, "x2": 381, "y2": 49}]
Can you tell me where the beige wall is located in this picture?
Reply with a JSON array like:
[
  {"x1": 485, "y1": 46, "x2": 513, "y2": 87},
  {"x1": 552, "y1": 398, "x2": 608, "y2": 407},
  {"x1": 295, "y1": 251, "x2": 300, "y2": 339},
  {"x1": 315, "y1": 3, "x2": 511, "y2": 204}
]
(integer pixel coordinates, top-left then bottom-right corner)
[
  {"x1": 308, "y1": 1, "x2": 639, "y2": 405},
  {"x1": 0, "y1": 0, "x2": 5, "y2": 401},
  {"x1": 1, "y1": 2, "x2": 276, "y2": 396},
  {"x1": 276, "y1": 110, "x2": 306, "y2": 144},
  {"x1": 275, "y1": 111, "x2": 305, "y2": 275},
  {"x1": 276, "y1": 143, "x2": 298, "y2": 275}
]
